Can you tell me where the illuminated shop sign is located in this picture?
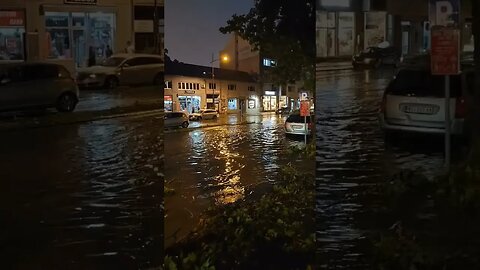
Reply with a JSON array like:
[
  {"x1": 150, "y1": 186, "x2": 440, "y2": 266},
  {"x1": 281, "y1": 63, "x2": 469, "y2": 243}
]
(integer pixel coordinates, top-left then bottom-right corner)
[
  {"x1": 0, "y1": 11, "x2": 25, "y2": 27},
  {"x1": 264, "y1": 91, "x2": 276, "y2": 96},
  {"x1": 64, "y1": 0, "x2": 97, "y2": 5}
]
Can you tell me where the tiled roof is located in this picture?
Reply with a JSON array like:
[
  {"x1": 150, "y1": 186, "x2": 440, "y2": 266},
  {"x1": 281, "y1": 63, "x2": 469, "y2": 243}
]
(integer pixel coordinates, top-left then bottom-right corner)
[{"x1": 165, "y1": 58, "x2": 256, "y2": 83}]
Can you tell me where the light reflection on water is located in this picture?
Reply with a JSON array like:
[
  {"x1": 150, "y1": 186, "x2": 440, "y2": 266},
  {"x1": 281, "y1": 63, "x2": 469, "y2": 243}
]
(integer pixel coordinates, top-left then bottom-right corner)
[{"x1": 165, "y1": 114, "x2": 312, "y2": 247}]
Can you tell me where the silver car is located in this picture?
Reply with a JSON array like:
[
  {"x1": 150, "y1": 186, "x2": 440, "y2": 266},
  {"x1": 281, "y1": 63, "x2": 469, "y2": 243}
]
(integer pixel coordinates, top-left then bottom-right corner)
[
  {"x1": 0, "y1": 62, "x2": 79, "y2": 113},
  {"x1": 77, "y1": 53, "x2": 164, "y2": 89},
  {"x1": 379, "y1": 68, "x2": 468, "y2": 135},
  {"x1": 284, "y1": 112, "x2": 312, "y2": 136},
  {"x1": 165, "y1": 112, "x2": 189, "y2": 128},
  {"x1": 189, "y1": 109, "x2": 219, "y2": 120}
]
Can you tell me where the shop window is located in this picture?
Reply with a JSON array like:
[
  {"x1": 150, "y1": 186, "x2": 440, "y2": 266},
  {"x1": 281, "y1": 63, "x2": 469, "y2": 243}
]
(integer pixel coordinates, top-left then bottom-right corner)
[
  {"x1": 228, "y1": 99, "x2": 237, "y2": 110},
  {"x1": 46, "y1": 28, "x2": 70, "y2": 59},
  {"x1": 45, "y1": 12, "x2": 69, "y2": 27},
  {"x1": 72, "y1": 13, "x2": 85, "y2": 27},
  {"x1": 0, "y1": 28, "x2": 25, "y2": 60}
]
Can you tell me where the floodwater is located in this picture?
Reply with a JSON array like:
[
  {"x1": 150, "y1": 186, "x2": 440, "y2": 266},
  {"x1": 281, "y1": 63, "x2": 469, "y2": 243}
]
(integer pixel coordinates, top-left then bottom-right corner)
[
  {"x1": 164, "y1": 114, "x2": 314, "y2": 248},
  {"x1": 0, "y1": 114, "x2": 163, "y2": 269},
  {"x1": 316, "y1": 69, "x2": 448, "y2": 268}
]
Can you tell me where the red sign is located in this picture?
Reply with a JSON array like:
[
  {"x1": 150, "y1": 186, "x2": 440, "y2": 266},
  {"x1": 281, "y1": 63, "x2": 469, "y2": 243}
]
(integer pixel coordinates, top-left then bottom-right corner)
[
  {"x1": 300, "y1": 100, "x2": 310, "y2": 117},
  {"x1": 431, "y1": 26, "x2": 460, "y2": 75},
  {"x1": 0, "y1": 11, "x2": 25, "y2": 27}
]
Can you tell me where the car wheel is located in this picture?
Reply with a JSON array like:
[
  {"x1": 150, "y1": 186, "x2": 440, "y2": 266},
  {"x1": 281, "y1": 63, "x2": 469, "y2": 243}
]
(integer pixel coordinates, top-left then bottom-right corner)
[
  {"x1": 104, "y1": 76, "x2": 119, "y2": 89},
  {"x1": 56, "y1": 93, "x2": 77, "y2": 112},
  {"x1": 153, "y1": 73, "x2": 163, "y2": 85},
  {"x1": 181, "y1": 121, "x2": 189, "y2": 128}
]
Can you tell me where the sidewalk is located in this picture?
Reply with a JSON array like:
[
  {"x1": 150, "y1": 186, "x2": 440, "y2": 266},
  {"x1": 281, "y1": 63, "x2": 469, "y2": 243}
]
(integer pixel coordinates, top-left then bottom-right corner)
[
  {"x1": 164, "y1": 113, "x2": 277, "y2": 133},
  {"x1": 0, "y1": 86, "x2": 162, "y2": 131},
  {"x1": 316, "y1": 61, "x2": 352, "y2": 72}
]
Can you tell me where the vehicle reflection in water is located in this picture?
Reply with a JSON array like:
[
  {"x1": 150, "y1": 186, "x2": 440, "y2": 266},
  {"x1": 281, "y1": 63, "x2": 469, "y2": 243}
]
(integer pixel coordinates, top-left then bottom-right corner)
[{"x1": 165, "y1": 114, "x2": 312, "y2": 248}]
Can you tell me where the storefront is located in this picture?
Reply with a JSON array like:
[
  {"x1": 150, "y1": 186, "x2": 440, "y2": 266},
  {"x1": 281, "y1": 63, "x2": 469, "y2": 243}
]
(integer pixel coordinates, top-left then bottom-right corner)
[
  {"x1": 317, "y1": 11, "x2": 355, "y2": 57},
  {"x1": 0, "y1": 10, "x2": 26, "y2": 61},
  {"x1": 262, "y1": 90, "x2": 277, "y2": 112},
  {"x1": 178, "y1": 95, "x2": 201, "y2": 114},
  {"x1": 44, "y1": 10, "x2": 115, "y2": 67},
  {"x1": 164, "y1": 95, "x2": 173, "y2": 112}
]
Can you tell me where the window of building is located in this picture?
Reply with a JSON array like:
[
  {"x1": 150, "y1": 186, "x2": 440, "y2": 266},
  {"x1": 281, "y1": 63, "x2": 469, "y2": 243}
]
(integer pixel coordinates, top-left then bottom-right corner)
[
  {"x1": 209, "y1": 83, "x2": 216, "y2": 89},
  {"x1": 165, "y1": 80, "x2": 172, "y2": 89},
  {"x1": 228, "y1": 98, "x2": 237, "y2": 110},
  {"x1": 248, "y1": 86, "x2": 255, "y2": 91},
  {"x1": 178, "y1": 82, "x2": 200, "y2": 90},
  {"x1": 228, "y1": 84, "x2": 236, "y2": 90},
  {"x1": 45, "y1": 11, "x2": 115, "y2": 67},
  {"x1": 288, "y1": 86, "x2": 295, "y2": 92},
  {"x1": 263, "y1": 58, "x2": 276, "y2": 67}
]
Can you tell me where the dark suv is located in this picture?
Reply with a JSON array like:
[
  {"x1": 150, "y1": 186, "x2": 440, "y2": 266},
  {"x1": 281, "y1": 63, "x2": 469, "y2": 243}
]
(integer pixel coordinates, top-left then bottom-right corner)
[{"x1": 0, "y1": 62, "x2": 79, "y2": 113}]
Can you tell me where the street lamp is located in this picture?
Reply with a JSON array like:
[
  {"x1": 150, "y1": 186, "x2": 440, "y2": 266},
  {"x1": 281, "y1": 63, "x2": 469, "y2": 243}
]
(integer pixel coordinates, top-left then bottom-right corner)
[{"x1": 210, "y1": 53, "x2": 229, "y2": 112}]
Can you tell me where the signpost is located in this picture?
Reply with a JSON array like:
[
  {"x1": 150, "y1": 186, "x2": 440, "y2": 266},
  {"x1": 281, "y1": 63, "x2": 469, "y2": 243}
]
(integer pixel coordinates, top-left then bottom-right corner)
[
  {"x1": 300, "y1": 100, "x2": 310, "y2": 144},
  {"x1": 431, "y1": 26, "x2": 460, "y2": 169}
]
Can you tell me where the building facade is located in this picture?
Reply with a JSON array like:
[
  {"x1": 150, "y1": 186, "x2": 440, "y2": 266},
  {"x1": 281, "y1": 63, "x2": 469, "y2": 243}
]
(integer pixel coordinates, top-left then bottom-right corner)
[
  {"x1": 317, "y1": 0, "x2": 473, "y2": 58},
  {"x1": 164, "y1": 58, "x2": 262, "y2": 115},
  {"x1": 220, "y1": 33, "x2": 309, "y2": 112},
  {"x1": 0, "y1": 0, "x2": 163, "y2": 72}
]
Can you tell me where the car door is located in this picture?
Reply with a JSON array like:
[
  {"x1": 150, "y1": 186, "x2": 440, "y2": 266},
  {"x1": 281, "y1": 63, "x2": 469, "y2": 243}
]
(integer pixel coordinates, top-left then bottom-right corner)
[
  {"x1": 119, "y1": 57, "x2": 143, "y2": 85},
  {"x1": 0, "y1": 65, "x2": 33, "y2": 110},
  {"x1": 22, "y1": 64, "x2": 56, "y2": 107}
]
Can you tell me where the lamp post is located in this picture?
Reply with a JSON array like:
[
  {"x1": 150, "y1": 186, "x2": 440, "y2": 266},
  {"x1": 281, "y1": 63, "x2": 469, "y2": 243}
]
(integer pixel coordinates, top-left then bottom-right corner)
[{"x1": 209, "y1": 53, "x2": 229, "y2": 112}]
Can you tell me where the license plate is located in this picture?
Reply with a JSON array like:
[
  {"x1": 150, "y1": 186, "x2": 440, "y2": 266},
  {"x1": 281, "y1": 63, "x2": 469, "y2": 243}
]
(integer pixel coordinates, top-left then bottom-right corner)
[
  {"x1": 292, "y1": 125, "x2": 304, "y2": 129},
  {"x1": 400, "y1": 104, "x2": 438, "y2": 115}
]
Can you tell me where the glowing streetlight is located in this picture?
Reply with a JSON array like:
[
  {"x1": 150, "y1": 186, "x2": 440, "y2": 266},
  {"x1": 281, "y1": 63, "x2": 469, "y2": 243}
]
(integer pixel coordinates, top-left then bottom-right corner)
[{"x1": 210, "y1": 53, "x2": 230, "y2": 111}]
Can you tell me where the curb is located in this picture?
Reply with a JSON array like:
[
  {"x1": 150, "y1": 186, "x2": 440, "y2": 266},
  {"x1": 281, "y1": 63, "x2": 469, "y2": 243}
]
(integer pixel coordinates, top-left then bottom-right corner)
[
  {"x1": 0, "y1": 108, "x2": 163, "y2": 132},
  {"x1": 164, "y1": 121, "x2": 258, "y2": 134}
]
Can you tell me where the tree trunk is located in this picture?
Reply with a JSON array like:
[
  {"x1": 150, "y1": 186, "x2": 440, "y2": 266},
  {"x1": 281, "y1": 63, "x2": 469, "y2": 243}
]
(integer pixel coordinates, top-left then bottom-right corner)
[{"x1": 469, "y1": 0, "x2": 480, "y2": 165}]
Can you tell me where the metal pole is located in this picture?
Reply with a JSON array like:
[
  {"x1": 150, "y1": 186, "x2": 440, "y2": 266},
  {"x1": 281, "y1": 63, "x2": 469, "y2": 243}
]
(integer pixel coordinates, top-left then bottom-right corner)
[
  {"x1": 445, "y1": 75, "x2": 451, "y2": 169},
  {"x1": 304, "y1": 115, "x2": 307, "y2": 144},
  {"x1": 211, "y1": 53, "x2": 215, "y2": 111}
]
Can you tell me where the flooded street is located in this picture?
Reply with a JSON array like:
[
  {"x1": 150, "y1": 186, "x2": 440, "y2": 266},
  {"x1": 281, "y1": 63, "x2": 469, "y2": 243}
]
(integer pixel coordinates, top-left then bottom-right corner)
[
  {"x1": 0, "y1": 114, "x2": 163, "y2": 269},
  {"x1": 316, "y1": 69, "x2": 446, "y2": 268},
  {"x1": 164, "y1": 114, "x2": 313, "y2": 248}
]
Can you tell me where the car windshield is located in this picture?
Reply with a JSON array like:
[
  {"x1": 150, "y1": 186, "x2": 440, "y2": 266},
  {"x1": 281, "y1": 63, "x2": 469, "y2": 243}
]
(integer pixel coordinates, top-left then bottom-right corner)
[
  {"x1": 387, "y1": 69, "x2": 462, "y2": 98},
  {"x1": 101, "y1": 57, "x2": 125, "y2": 67},
  {"x1": 286, "y1": 114, "x2": 311, "y2": 123}
]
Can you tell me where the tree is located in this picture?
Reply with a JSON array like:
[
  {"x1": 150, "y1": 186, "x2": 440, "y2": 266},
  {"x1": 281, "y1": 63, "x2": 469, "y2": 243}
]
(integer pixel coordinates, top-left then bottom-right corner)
[{"x1": 219, "y1": 0, "x2": 315, "y2": 92}]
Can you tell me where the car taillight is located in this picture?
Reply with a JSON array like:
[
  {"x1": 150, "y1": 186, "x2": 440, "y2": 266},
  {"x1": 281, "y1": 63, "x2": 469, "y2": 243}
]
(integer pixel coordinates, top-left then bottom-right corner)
[
  {"x1": 308, "y1": 122, "x2": 312, "y2": 130},
  {"x1": 455, "y1": 97, "x2": 466, "y2": 118}
]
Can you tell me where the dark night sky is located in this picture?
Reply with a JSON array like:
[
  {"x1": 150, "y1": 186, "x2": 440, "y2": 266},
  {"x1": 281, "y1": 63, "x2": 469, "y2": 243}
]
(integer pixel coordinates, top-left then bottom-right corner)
[{"x1": 165, "y1": 0, "x2": 253, "y2": 67}]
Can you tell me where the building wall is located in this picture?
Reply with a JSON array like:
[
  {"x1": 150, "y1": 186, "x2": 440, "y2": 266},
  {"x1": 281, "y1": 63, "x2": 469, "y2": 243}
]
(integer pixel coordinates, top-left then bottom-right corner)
[
  {"x1": 164, "y1": 74, "x2": 262, "y2": 115},
  {"x1": 220, "y1": 33, "x2": 260, "y2": 75}
]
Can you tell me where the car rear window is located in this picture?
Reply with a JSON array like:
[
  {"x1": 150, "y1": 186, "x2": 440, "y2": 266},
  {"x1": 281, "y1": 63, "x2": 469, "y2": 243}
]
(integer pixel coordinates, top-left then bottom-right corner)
[
  {"x1": 386, "y1": 69, "x2": 462, "y2": 97},
  {"x1": 286, "y1": 114, "x2": 311, "y2": 123}
]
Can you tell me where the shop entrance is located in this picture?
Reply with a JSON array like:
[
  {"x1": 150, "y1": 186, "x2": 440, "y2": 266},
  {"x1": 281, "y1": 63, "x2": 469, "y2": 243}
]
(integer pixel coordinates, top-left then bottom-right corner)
[
  {"x1": 262, "y1": 96, "x2": 277, "y2": 111},
  {"x1": 45, "y1": 11, "x2": 115, "y2": 68},
  {"x1": 179, "y1": 96, "x2": 201, "y2": 114}
]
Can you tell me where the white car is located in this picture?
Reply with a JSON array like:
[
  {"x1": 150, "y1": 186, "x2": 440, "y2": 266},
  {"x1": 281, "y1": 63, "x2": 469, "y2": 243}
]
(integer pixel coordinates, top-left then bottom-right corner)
[
  {"x1": 379, "y1": 68, "x2": 469, "y2": 135},
  {"x1": 76, "y1": 53, "x2": 164, "y2": 89},
  {"x1": 189, "y1": 109, "x2": 219, "y2": 120},
  {"x1": 284, "y1": 112, "x2": 312, "y2": 136}
]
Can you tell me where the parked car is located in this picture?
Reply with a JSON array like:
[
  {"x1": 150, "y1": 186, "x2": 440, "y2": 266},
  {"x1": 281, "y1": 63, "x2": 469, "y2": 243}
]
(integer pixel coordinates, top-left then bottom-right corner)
[
  {"x1": 379, "y1": 67, "x2": 471, "y2": 136},
  {"x1": 0, "y1": 62, "x2": 79, "y2": 113},
  {"x1": 189, "y1": 109, "x2": 219, "y2": 120},
  {"x1": 284, "y1": 112, "x2": 313, "y2": 136},
  {"x1": 352, "y1": 46, "x2": 402, "y2": 69},
  {"x1": 76, "y1": 53, "x2": 164, "y2": 89},
  {"x1": 164, "y1": 112, "x2": 189, "y2": 128}
]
